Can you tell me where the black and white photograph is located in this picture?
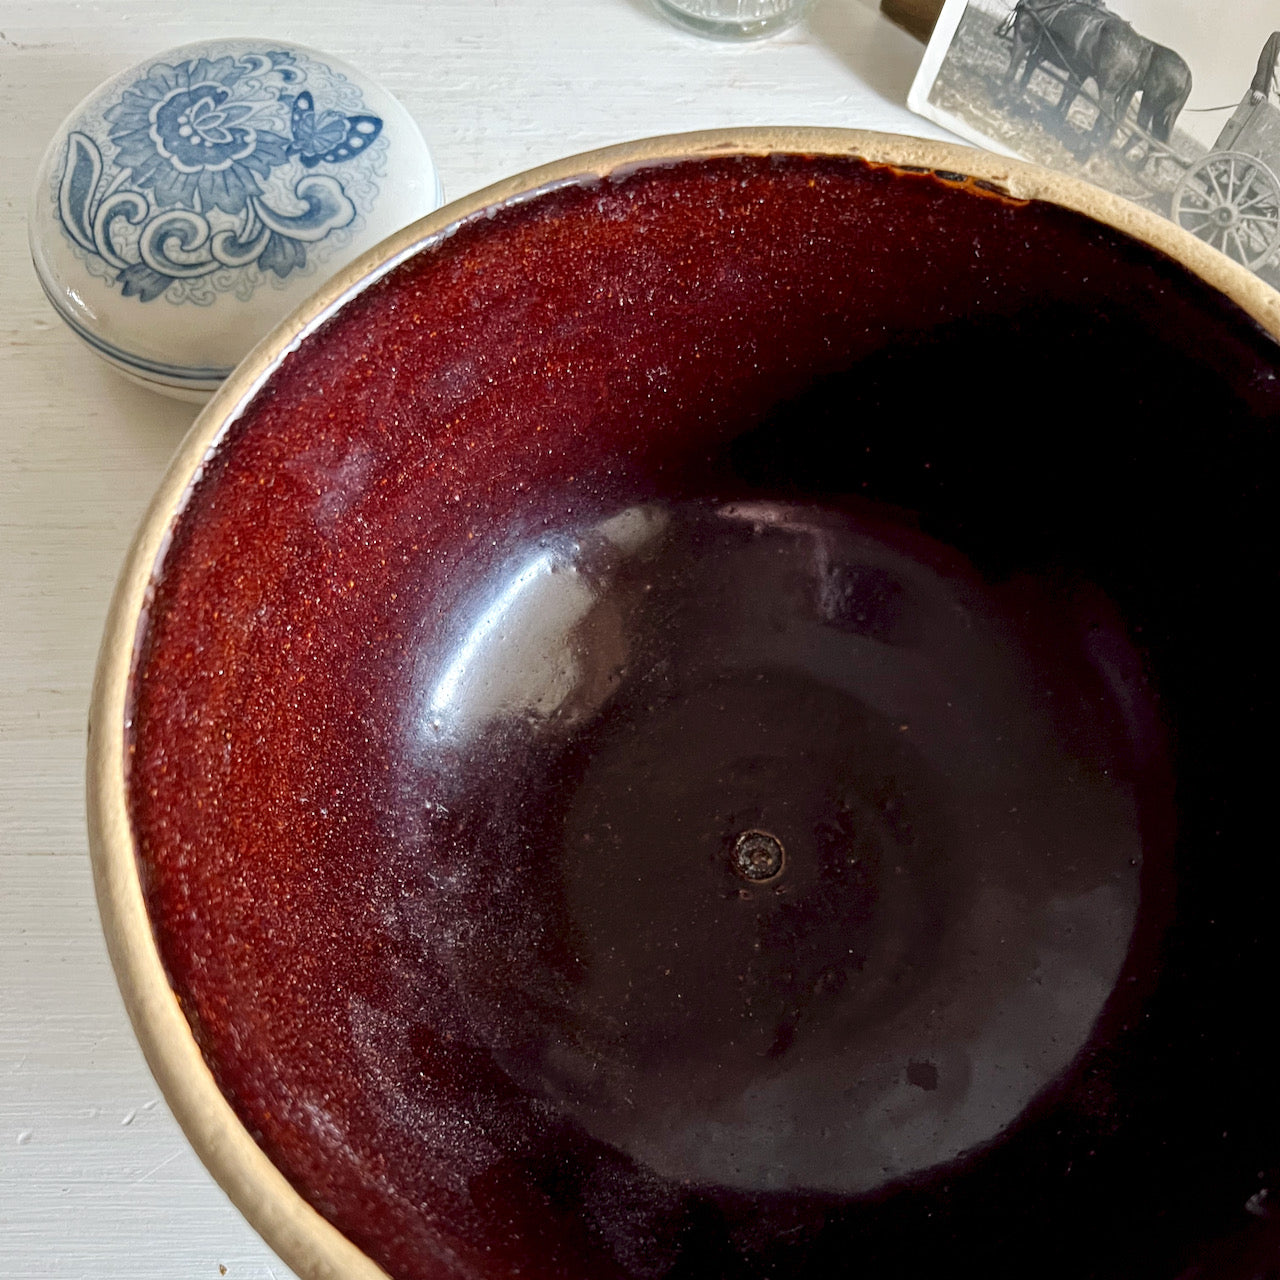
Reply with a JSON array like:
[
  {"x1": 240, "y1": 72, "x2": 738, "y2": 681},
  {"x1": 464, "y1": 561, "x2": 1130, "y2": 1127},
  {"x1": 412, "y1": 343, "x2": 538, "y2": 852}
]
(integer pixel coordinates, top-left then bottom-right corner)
[{"x1": 909, "y1": 0, "x2": 1280, "y2": 281}]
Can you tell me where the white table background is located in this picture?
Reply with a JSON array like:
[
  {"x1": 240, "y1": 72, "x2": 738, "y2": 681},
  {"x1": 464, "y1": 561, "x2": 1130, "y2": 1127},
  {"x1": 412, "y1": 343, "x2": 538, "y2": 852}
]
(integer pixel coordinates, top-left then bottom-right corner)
[{"x1": 0, "y1": 3, "x2": 955, "y2": 1275}]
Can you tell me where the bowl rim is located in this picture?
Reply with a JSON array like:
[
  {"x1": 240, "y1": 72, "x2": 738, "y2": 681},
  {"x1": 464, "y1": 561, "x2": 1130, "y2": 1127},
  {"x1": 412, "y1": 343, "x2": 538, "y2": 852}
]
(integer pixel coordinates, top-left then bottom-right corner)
[{"x1": 85, "y1": 126, "x2": 1280, "y2": 1280}]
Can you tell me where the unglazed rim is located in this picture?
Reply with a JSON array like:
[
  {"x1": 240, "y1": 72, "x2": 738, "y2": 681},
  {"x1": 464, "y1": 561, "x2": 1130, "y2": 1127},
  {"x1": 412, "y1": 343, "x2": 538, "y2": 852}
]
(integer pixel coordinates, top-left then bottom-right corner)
[{"x1": 85, "y1": 128, "x2": 1280, "y2": 1280}]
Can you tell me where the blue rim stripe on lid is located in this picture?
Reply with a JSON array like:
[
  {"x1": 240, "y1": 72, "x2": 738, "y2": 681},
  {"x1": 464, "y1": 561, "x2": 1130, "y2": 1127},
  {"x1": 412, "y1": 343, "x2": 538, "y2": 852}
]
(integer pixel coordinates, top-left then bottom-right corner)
[{"x1": 32, "y1": 262, "x2": 233, "y2": 386}]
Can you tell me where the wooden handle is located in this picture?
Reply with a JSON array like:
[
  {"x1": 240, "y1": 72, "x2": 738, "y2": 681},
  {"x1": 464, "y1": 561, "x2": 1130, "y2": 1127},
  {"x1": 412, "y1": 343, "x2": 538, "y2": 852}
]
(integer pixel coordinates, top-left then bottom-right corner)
[{"x1": 879, "y1": 0, "x2": 945, "y2": 42}]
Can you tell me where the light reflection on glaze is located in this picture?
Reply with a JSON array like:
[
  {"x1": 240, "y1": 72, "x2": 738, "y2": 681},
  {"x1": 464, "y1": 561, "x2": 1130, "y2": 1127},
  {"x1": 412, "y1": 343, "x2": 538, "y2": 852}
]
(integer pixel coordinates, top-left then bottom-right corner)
[
  {"x1": 422, "y1": 506, "x2": 669, "y2": 744},
  {"x1": 399, "y1": 499, "x2": 1153, "y2": 1195}
]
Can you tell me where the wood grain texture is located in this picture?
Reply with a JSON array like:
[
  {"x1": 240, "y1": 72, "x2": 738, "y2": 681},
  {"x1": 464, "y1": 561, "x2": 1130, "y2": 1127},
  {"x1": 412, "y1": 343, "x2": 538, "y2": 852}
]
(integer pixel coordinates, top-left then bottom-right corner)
[
  {"x1": 879, "y1": 0, "x2": 944, "y2": 42},
  {"x1": 0, "y1": 3, "x2": 944, "y2": 1276}
]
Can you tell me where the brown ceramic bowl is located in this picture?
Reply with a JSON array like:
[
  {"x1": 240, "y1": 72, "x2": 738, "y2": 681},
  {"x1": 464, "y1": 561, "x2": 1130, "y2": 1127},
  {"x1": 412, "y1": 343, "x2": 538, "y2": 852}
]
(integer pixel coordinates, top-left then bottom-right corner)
[{"x1": 88, "y1": 130, "x2": 1280, "y2": 1280}]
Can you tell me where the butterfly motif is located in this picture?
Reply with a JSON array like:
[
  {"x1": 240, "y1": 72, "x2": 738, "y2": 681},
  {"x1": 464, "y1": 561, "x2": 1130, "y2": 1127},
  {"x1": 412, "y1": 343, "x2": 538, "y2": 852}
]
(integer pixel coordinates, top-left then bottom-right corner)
[{"x1": 287, "y1": 91, "x2": 383, "y2": 167}]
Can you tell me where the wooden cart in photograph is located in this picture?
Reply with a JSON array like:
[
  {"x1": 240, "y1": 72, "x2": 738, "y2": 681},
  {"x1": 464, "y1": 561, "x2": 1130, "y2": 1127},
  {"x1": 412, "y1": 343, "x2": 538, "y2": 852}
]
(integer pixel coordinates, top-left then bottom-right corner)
[{"x1": 1169, "y1": 95, "x2": 1280, "y2": 272}]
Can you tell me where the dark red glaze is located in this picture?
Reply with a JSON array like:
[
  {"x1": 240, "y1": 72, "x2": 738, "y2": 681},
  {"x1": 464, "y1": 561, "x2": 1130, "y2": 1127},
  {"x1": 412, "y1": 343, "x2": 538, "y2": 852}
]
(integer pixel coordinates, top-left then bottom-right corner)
[{"x1": 126, "y1": 155, "x2": 1280, "y2": 1279}]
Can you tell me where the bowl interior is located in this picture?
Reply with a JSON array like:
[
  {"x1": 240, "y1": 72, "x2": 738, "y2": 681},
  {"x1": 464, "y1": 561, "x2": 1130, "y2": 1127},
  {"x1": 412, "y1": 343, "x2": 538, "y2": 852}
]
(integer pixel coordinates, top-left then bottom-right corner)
[{"x1": 121, "y1": 151, "x2": 1280, "y2": 1278}]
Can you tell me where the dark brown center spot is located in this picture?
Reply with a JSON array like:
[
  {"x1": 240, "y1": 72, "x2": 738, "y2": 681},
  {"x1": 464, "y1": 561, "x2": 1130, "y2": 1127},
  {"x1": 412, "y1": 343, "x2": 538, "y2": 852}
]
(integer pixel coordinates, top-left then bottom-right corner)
[{"x1": 732, "y1": 829, "x2": 785, "y2": 882}]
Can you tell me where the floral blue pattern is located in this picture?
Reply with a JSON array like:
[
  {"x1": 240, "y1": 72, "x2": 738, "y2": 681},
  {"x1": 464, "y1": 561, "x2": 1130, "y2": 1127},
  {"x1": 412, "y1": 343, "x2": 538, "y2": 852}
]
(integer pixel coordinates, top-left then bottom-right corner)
[{"x1": 55, "y1": 48, "x2": 386, "y2": 303}]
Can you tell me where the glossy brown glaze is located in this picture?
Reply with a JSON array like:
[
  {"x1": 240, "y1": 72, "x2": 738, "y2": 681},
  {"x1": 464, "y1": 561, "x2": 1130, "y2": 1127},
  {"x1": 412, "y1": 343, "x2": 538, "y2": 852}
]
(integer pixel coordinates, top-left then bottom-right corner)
[{"x1": 126, "y1": 154, "x2": 1280, "y2": 1279}]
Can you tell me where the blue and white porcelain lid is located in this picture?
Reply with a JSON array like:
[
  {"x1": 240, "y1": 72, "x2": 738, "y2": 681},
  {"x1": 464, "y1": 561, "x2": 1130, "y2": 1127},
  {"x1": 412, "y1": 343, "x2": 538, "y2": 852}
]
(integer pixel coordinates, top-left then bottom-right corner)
[{"x1": 30, "y1": 39, "x2": 442, "y2": 400}]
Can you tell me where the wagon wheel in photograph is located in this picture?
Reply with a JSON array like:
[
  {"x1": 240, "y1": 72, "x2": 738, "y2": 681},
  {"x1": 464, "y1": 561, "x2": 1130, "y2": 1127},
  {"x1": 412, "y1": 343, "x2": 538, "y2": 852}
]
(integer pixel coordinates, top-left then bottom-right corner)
[{"x1": 1171, "y1": 150, "x2": 1280, "y2": 271}]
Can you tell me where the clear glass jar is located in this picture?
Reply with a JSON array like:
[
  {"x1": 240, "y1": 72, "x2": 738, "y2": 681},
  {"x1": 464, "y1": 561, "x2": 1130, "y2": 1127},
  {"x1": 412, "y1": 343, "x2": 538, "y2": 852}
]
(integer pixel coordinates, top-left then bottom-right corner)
[{"x1": 654, "y1": 0, "x2": 818, "y2": 41}]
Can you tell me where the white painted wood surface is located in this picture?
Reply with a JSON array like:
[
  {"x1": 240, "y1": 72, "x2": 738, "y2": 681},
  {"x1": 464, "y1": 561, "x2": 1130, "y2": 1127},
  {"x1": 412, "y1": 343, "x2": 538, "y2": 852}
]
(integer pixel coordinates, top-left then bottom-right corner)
[{"x1": 0, "y1": 3, "x2": 953, "y2": 1275}]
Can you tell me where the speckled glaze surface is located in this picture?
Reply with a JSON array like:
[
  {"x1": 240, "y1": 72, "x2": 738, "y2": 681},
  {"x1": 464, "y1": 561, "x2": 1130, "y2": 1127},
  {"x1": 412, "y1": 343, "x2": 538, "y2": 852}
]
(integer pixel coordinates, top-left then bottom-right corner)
[{"x1": 90, "y1": 132, "x2": 1280, "y2": 1280}]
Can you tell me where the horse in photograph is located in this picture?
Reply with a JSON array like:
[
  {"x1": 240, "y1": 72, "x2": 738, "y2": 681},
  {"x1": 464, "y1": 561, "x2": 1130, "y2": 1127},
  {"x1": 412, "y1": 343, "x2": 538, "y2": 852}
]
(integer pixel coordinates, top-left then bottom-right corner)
[
  {"x1": 1002, "y1": 0, "x2": 1152, "y2": 157},
  {"x1": 1062, "y1": 38, "x2": 1192, "y2": 166},
  {"x1": 1081, "y1": 41, "x2": 1195, "y2": 172},
  {"x1": 1135, "y1": 44, "x2": 1192, "y2": 144}
]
